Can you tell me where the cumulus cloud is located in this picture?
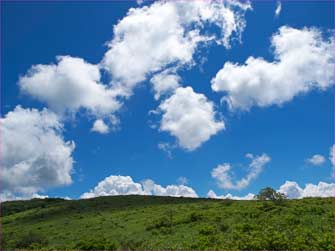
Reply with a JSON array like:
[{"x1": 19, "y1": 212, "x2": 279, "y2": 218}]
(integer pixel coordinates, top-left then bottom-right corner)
[
  {"x1": 81, "y1": 175, "x2": 198, "y2": 199},
  {"x1": 211, "y1": 153, "x2": 270, "y2": 190},
  {"x1": 211, "y1": 26, "x2": 334, "y2": 110},
  {"x1": 279, "y1": 181, "x2": 334, "y2": 199},
  {"x1": 207, "y1": 190, "x2": 255, "y2": 200},
  {"x1": 142, "y1": 179, "x2": 198, "y2": 198},
  {"x1": 101, "y1": 0, "x2": 251, "y2": 96},
  {"x1": 275, "y1": 1, "x2": 281, "y2": 17},
  {"x1": 0, "y1": 106, "x2": 75, "y2": 200},
  {"x1": 19, "y1": 1, "x2": 250, "y2": 134},
  {"x1": 157, "y1": 87, "x2": 224, "y2": 151},
  {"x1": 150, "y1": 70, "x2": 180, "y2": 100},
  {"x1": 81, "y1": 176, "x2": 144, "y2": 198},
  {"x1": 305, "y1": 154, "x2": 326, "y2": 166},
  {"x1": 208, "y1": 180, "x2": 335, "y2": 200},
  {"x1": 19, "y1": 56, "x2": 121, "y2": 117},
  {"x1": 91, "y1": 119, "x2": 110, "y2": 134}
]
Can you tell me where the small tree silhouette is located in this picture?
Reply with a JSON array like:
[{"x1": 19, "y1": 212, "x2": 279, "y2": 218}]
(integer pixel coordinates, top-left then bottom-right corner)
[{"x1": 254, "y1": 187, "x2": 287, "y2": 201}]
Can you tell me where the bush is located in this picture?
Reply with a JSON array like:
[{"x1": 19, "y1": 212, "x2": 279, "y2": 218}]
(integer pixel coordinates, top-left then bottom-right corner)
[
  {"x1": 199, "y1": 225, "x2": 216, "y2": 235},
  {"x1": 189, "y1": 211, "x2": 203, "y2": 222},
  {"x1": 120, "y1": 237, "x2": 144, "y2": 250},
  {"x1": 75, "y1": 239, "x2": 119, "y2": 250},
  {"x1": 15, "y1": 232, "x2": 48, "y2": 249},
  {"x1": 219, "y1": 222, "x2": 229, "y2": 232}
]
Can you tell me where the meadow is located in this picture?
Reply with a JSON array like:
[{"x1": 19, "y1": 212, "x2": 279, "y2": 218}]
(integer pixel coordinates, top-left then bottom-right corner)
[{"x1": 1, "y1": 195, "x2": 334, "y2": 250}]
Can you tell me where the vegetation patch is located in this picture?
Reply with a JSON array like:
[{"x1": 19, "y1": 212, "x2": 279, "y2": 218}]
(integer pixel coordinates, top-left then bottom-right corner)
[{"x1": 1, "y1": 195, "x2": 334, "y2": 250}]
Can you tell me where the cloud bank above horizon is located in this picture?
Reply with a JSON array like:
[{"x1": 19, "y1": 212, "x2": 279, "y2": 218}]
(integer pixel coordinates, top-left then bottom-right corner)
[{"x1": 2, "y1": 0, "x2": 333, "y2": 201}]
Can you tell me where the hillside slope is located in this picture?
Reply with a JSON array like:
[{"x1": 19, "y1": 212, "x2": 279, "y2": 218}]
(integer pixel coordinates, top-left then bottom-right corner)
[{"x1": 1, "y1": 195, "x2": 334, "y2": 250}]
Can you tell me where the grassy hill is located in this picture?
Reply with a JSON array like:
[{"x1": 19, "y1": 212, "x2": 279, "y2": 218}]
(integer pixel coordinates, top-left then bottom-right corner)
[{"x1": 1, "y1": 195, "x2": 334, "y2": 250}]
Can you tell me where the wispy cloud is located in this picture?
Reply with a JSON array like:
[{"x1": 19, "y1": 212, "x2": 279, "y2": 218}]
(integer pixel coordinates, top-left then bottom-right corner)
[
  {"x1": 211, "y1": 153, "x2": 271, "y2": 190},
  {"x1": 275, "y1": 1, "x2": 282, "y2": 17}
]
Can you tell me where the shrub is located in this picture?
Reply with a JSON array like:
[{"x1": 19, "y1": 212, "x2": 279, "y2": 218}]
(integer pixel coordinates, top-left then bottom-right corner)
[
  {"x1": 189, "y1": 211, "x2": 203, "y2": 222},
  {"x1": 74, "y1": 239, "x2": 119, "y2": 250},
  {"x1": 120, "y1": 237, "x2": 144, "y2": 250},
  {"x1": 199, "y1": 225, "x2": 216, "y2": 235},
  {"x1": 146, "y1": 216, "x2": 170, "y2": 230},
  {"x1": 15, "y1": 232, "x2": 48, "y2": 249},
  {"x1": 219, "y1": 222, "x2": 229, "y2": 232}
]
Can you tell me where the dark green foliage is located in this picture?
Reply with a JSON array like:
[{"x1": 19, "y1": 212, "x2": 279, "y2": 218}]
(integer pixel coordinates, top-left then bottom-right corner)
[
  {"x1": 15, "y1": 231, "x2": 48, "y2": 249},
  {"x1": 1, "y1": 195, "x2": 334, "y2": 250},
  {"x1": 74, "y1": 239, "x2": 119, "y2": 250},
  {"x1": 199, "y1": 225, "x2": 217, "y2": 235},
  {"x1": 146, "y1": 216, "x2": 171, "y2": 230},
  {"x1": 255, "y1": 187, "x2": 287, "y2": 201},
  {"x1": 1, "y1": 198, "x2": 65, "y2": 217},
  {"x1": 188, "y1": 211, "x2": 203, "y2": 222}
]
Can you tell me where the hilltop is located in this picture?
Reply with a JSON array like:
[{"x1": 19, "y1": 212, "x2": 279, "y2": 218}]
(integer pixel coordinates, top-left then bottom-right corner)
[{"x1": 1, "y1": 195, "x2": 334, "y2": 250}]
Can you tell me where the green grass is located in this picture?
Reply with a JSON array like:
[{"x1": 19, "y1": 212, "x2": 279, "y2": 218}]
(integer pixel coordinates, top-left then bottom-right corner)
[{"x1": 1, "y1": 195, "x2": 334, "y2": 250}]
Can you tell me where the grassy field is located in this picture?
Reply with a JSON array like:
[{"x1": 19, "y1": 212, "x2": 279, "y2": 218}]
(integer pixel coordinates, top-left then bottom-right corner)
[{"x1": 1, "y1": 195, "x2": 334, "y2": 250}]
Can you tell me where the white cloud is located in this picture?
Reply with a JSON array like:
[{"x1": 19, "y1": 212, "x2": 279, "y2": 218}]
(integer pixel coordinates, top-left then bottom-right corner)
[
  {"x1": 142, "y1": 179, "x2": 198, "y2": 198},
  {"x1": 101, "y1": 0, "x2": 251, "y2": 96},
  {"x1": 19, "y1": 0, "x2": 250, "y2": 134},
  {"x1": 211, "y1": 26, "x2": 334, "y2": 110},
  {"x1": 81, "y1": 176, "x2": 144, "y2": 199},
  {"x1": 19, "y1": 56, "x2": 121, "y2": 117},
  {"x1": 208, "y1": 180, "x2": 335, "y2": 200},
  {"x1": 306, "y1": 154, "x2": 326, "y2": 166},
  {"x1": 275, "y1": 1, "x2": 281, "y2": 17},
  {"x1": 279, "y1": 181, "x2": 334, "y2": 199},
  {"x1": 158, "y1": 87, "x2": 224, "y2": 151},
  {"x1": 91, "y1": 119, "x2": 109, "y2": 134},
  {"x1": 0, "y1": 106, "x2": 75, "y2": 200},
  {"x1": 150, "y1": 70, "x2": 180, "y2": 100},
  {"x1": 0, "y1": 191, "x2": 49, "y2": 202},
  {"x1": 207, "y1": 190, "x2": 255, "y2": 200},
  {"x1": 81, "y1": 175, "x2": 198, "y2": 199},
  {"x1": 278, "y1": 181, "x2": 303, "y2": 199},
  {"x1": 211, "y1": 153, "x2": 270, "y2": 190}
]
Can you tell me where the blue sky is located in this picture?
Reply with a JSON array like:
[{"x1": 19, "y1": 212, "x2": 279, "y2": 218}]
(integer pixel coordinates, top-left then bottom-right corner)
[{"x1": 1, "y1": 0, "x2": 334, "y2": 201}]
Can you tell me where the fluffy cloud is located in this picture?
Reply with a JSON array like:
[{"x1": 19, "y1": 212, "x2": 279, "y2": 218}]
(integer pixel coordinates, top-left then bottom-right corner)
[
  {"x1": 208, "y1": 180, "x2": 335, "y2": 200},
  {"x1": 101, "y1": 0, "x2": 251, "y2": 95},
  {"x1": 207, "y1": 190, "x2": 255, "y2": 200},
  {"x1": 81, "y1": 175, "x2": 198, "y2": 199},
  {"x1": 19, "y1": 56, "x2": 121, "y2": 117},
  {"x1": 91, "y1": 119, "x2": 109, "y2": 134},
  {"x1": 211, "y1": 26, "x2": 334, "y2": 110},
  {"x1": 279, "y1": 181, "x2": 334, "y2": 199},
  {"x1": 158, "y1": 87, "x2": 224, "y2": 151},
  {"x1": 19, "y1": 1, "x2": 250, "y2": 133},
  {"x1": 305, "y1": 154, "x2": 326, "y2": 166},
  {"x1": 150, "y1": 70, "x2": 180, "y2": 100},
  {"x1": 1, "y1": 106, "x2": 75, "y2": 200},
  {"x1": 142, "y1": 179, "x2": 198, "y2": 198},
  {"x1": 81, "y1": 176, "x2": 144, "y2": 198},
  {"x1": 211, "y1": 153, "x2": 270, "y2": 190}
]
